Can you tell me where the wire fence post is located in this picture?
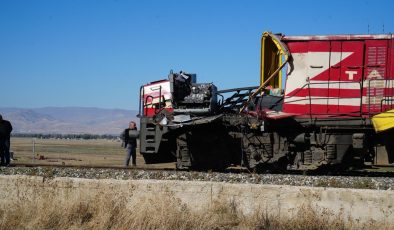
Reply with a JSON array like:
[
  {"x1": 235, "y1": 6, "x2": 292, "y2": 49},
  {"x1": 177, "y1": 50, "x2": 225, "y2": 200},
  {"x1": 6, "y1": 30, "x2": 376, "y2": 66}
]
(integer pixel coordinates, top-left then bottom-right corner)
[{"x1": 32, "y1": 138, "x2": 36, "y2": 163}]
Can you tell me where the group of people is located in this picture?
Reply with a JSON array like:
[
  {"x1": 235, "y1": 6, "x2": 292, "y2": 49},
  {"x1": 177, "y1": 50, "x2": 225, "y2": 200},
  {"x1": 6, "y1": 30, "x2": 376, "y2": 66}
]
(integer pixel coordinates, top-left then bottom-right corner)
[
  {"x1": 0, "y1": 114, "x2": 138, "y2": 168},
  {"x1": 0, "y1": 114, "x2": 12, "y2": 167}
]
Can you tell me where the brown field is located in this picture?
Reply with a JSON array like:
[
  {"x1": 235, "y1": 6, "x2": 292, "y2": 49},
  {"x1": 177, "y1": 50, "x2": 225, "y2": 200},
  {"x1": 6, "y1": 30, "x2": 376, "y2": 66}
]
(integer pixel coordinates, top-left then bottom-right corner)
[{"x1": 10, "y1": 137, "x2": 174, "y2": 169}]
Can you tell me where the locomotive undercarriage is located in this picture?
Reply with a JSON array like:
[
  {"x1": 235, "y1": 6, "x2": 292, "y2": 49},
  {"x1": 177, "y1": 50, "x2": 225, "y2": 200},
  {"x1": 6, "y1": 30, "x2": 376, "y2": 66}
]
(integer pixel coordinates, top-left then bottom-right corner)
[{"x1": 141, "y1": 113, "x2": 378, "y2": 172}]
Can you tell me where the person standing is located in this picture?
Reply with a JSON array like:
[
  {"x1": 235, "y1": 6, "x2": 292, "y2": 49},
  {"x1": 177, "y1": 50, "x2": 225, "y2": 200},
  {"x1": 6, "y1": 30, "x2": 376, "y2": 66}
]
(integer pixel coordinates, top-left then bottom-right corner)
[
  {"x1": 121, "y1": 121, "x2": 139, "y2": 167},
  {"x1": 0, "y1": 114, "x2": 13, "y2": 167}
]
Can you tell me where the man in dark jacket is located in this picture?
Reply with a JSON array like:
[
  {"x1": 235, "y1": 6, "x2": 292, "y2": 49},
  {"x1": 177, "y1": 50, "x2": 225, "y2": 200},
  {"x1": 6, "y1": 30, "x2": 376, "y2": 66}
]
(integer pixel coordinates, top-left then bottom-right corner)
[
  {"x1": 121, "y1": 121, "x2": 139, "y2": 167},
  {"x1": 0, "y1": 114, "x2": 13, "y2": 166}
]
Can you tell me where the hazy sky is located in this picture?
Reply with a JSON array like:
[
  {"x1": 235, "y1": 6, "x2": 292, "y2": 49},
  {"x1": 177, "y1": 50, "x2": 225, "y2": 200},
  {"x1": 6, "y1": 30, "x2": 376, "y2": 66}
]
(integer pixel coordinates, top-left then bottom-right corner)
[{"x1": 1, "y1": 0, "x2": 393, "y2": 110}]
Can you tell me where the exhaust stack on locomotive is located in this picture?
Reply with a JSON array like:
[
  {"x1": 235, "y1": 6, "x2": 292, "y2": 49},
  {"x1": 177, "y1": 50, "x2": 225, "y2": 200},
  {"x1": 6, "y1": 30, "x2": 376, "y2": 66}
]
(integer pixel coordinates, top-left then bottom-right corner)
[{"x1": 138, "y1": 32, "x2": 394, "y2": 171}]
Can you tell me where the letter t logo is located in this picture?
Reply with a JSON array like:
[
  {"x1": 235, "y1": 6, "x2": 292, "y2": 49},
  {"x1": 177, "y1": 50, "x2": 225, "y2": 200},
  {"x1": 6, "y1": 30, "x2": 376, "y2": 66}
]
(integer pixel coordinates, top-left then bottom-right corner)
[{"x1": 345, "y1": 71, "x2": 357, "y2": 80}]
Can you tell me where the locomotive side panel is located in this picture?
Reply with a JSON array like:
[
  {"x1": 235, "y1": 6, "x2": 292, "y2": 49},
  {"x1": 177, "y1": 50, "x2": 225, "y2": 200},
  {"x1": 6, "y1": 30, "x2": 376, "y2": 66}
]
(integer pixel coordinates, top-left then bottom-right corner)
[
  {"x1": 362, "y1": 39, "x2": 394, "y2": 114},
  {"x1": 283, "y1": 39, "x2": 367, "y2": 118}
]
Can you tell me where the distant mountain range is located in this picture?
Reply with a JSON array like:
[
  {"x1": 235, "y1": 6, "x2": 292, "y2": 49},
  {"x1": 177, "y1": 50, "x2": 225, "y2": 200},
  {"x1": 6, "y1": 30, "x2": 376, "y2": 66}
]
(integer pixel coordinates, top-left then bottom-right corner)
[{"x1": 0, "y1": 107, "x2": 139, "y2": 135}]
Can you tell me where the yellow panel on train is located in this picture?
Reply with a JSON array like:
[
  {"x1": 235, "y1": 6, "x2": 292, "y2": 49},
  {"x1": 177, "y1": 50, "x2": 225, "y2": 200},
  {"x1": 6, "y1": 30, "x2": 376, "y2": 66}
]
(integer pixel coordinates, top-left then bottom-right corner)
[{"x1": 372, "y1": 109, "x2": 394, "y2": 132}]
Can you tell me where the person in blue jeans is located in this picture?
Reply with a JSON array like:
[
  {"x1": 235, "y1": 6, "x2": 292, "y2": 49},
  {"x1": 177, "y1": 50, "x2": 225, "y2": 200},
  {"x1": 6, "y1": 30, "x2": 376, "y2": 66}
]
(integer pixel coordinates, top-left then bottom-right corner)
[
  {"x1": 0, "y1": 114, "x2": 12, "y2": 167},
  {"x1": 121, "y1": 121, "x2": 139, "y2": 167}
]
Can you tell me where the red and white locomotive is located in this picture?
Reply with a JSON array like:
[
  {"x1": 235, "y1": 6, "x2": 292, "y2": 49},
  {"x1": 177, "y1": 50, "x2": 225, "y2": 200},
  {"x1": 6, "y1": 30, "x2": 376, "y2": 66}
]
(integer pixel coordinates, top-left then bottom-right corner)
[{"x1": 138, "y1": 32, "x2": 394, "y2": 171}]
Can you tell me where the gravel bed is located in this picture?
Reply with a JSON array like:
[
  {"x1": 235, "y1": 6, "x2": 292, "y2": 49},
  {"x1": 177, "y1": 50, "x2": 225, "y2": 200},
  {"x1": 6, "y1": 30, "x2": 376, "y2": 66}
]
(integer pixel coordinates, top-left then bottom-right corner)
[{"x1": 0, "y1": 166, "x2": 393, "y2": 190}]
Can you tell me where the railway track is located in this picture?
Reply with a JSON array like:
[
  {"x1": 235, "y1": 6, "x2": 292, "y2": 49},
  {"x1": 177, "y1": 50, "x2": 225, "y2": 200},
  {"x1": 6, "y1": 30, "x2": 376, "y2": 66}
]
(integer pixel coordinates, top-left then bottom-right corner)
[
  {"x1": 9, "y1": 162, "x2": 177, "y2": 172},
  {"x1": 2, "y1": 163, "x2": 394, "y2": 190},
  {"x1": 6, "y1": 162, "x2": 394, "y2": 178}
]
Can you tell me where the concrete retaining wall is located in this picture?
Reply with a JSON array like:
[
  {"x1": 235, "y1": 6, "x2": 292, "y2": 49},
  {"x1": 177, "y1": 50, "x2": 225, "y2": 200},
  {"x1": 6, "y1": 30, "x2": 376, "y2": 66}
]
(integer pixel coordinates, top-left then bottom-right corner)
[{"x1": 0, "y1": 175, "x2": 393, "y2": 223}]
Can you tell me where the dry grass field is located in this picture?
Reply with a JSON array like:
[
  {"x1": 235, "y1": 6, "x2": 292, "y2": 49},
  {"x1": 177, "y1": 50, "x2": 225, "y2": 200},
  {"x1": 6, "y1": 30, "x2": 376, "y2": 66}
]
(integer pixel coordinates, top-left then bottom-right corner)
[
  {"x1": 0, "y1": 190, "x2": 390, "y2": 230},
  {"x1": 9, "y1": 137, "x2": 174, "y2": 168}
]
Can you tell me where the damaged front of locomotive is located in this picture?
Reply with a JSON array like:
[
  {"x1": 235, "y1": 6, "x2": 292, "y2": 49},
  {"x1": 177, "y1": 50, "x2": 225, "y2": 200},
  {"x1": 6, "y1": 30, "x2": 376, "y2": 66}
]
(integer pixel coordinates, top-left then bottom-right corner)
[{"x1": 139, "y1": 71, "x2": 231, "y2": 168}]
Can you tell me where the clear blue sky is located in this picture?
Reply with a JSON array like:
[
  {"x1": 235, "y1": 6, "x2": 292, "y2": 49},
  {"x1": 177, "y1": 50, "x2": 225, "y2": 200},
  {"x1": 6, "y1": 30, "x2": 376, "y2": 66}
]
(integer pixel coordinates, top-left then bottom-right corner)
[{"x1": 1, "y1": 0, "x2": 393, "y2": 110}]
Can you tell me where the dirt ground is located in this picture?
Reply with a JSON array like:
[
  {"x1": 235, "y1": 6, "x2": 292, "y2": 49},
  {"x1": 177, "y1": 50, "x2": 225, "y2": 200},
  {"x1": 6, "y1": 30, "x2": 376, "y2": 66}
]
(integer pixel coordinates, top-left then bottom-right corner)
[{"x1": 9, "y1": 137, "x2": 175, "y2": 169}]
